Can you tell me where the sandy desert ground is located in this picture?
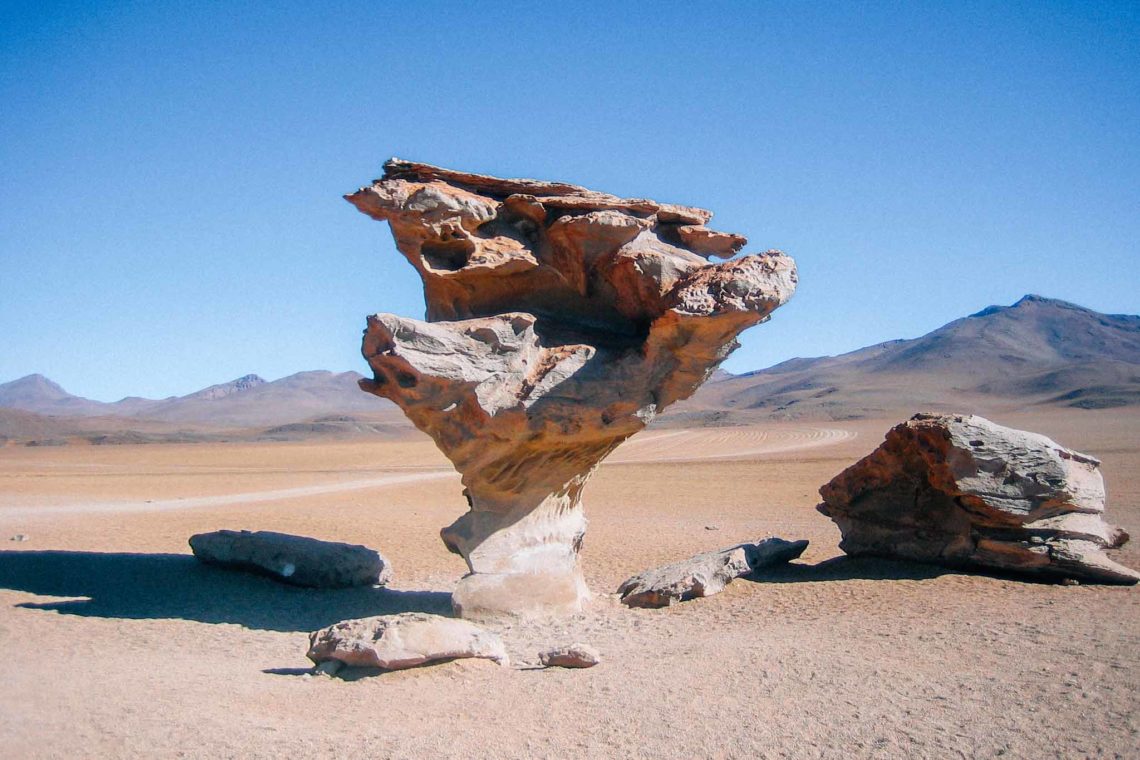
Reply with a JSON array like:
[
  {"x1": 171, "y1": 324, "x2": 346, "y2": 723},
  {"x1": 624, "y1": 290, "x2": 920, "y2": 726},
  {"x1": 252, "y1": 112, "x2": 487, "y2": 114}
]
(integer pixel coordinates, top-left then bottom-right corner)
[{"x1": 0, "y1": 409, "x2": 1137, "y2": 759}]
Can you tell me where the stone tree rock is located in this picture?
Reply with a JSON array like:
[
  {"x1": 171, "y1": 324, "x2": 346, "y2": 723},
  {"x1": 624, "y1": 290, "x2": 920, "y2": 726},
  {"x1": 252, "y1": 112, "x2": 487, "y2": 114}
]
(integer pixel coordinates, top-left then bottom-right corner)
[
  {"x1": 188, "y1": 530, "x2": 391, "y2": 588},
  {"x1": 346, "y1": 159, "x2": 797, "y2": 617},
  {"x1": 818, "y1": 413, "x2": 1139, "y2": 584},
  {"x1": 617, "y1": 537, "x2": 809, "y2": 608}
]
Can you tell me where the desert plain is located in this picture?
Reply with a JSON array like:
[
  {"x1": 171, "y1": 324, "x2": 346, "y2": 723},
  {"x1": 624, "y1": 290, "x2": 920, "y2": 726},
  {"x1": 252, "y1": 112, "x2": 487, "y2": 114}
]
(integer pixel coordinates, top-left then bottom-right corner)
[{"x1": 0, "y1": 407, "x2": 1137, "y2": 759}]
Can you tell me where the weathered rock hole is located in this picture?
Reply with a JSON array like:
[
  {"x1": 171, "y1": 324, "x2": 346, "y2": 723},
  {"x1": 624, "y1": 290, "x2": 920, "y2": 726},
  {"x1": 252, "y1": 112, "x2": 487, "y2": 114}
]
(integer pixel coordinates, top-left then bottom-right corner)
[
  {"x1": 421, "y1": 239, "x2": 473, "y2": 271},
  {"x1": 395, "y1": 371, "x2": 418, "y2": 388},
  {"x1": 479, "y1": 216, "x2": 539, "y2": 247},
  {"x1": 654, "y1": 222, "x2": 685, "y2": 248},
  {"x1": 530, "y1": 315, "x2": 650, "y2": 352}
]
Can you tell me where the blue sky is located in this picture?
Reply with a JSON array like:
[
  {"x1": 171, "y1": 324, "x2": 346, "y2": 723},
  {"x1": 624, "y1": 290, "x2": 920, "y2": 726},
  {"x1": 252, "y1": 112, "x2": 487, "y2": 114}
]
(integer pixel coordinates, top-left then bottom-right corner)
[{"x1": 1, "y1": 1, "x2": 1137, "y2": 401}]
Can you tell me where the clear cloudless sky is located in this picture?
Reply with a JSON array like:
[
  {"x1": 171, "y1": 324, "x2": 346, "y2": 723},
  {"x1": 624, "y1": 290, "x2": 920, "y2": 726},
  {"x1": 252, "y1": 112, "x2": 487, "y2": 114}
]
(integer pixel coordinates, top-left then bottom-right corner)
[{"x1": 1, "y1": 1, "x2": 1137, "y2": 401}]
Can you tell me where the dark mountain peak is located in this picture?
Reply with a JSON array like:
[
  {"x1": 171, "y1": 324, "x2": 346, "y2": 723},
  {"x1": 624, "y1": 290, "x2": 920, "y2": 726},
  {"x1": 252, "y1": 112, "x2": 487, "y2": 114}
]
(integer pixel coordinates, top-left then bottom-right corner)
[
  {"x1": 186, "y1": 374, "x2": 267, "y2": 401},
  {"x1": 1011, "y1": 294, "x2": 1097, "y2": 313},
  {"x1": 972, "y1": 294, "x2": 1093, "y2": 319},
  {"x1": 233, "y1": 373, "x2": 266, "y2": 388}
]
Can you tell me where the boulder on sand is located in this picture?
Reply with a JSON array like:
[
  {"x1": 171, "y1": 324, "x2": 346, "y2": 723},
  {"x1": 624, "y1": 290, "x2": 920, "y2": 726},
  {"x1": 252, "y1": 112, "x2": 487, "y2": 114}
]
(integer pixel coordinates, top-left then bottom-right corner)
[
  {"x1": 188, "y1": 530, "x2": 391, "y2": 588},
  {"x1": 617, "y1": 537, "x2": 809, "y2": 608},
  {"x1": 307, "y1": 613, "x2": 509, "y2": 670},
  {"x1": 818, "y1": 413, "x2": 1139, "y2": 584}
]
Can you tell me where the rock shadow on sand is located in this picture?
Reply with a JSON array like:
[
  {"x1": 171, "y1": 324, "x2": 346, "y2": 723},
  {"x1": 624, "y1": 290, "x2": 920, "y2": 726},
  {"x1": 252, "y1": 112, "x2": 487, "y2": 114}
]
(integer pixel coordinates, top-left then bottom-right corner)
[
  {"x1": 744, "y1": 555, "x2": 952, "y2": 583},
  {"x1": 0, "y1": 550, "x2": 452, "y2": 632},
  {"x1": 743, "y1": 555, "x2": 1092, "y2": 585}
]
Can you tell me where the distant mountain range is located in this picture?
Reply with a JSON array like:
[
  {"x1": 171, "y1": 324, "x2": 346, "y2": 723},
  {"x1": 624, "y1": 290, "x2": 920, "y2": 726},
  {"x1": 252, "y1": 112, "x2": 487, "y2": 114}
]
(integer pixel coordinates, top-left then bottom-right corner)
[
  {"x1": 1, "y1": 295, "x2": 1137, "y2": 443},
  {"x1": 0, "y1": 371, "x2": 404, "y2": 444},
  {"x1": 672, "y1": 294, "x2": 1140, "y2": 422},
  {"x1": 0, "y1": 371, "x2": 393, "y2": 426}
]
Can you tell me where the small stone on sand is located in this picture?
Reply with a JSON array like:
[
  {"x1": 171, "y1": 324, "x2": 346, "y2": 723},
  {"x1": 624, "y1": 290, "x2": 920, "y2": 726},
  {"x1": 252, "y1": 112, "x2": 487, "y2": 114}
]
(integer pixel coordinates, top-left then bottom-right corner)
[{"x1": 539, "y1": 643, "x2": 600, "y2": 669}]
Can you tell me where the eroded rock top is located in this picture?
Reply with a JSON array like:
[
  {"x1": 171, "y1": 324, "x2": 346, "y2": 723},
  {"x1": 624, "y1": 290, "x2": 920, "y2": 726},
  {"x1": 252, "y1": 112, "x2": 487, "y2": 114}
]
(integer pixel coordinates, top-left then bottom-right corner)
[{"x1": 346, "y1": 158, "x2": 790, "y2": 346}]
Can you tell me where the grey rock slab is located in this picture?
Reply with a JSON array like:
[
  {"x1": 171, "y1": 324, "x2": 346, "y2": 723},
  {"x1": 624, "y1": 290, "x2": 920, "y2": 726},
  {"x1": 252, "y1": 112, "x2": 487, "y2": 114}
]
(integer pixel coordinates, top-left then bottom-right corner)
[
  {"x1": 307, "y1": 612, "x2": 508, "y2": 670},
  {"x1": 188, "y1": 530, "x2": 390, "y2": 588},
  {"x1": 617, "y1": 537, "x2": 809, "y2": 608}
]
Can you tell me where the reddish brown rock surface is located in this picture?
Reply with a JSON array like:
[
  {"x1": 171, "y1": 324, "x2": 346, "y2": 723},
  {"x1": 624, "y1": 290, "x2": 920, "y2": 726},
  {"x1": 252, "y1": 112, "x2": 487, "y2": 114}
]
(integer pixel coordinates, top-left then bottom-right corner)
[
  {"x1": 347, "y1": 159, "x2": 797, "y2": 617},
  {"x1": 818, "y1": 413, "x2": 1139, "y2": 584}
]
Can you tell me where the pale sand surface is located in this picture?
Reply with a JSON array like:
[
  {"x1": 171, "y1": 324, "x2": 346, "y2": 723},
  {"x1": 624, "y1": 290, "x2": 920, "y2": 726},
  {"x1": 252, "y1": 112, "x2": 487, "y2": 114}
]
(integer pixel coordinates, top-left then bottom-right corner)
[{"x1": 0, "y1": 411, "x2": 1137, "y2": 758}]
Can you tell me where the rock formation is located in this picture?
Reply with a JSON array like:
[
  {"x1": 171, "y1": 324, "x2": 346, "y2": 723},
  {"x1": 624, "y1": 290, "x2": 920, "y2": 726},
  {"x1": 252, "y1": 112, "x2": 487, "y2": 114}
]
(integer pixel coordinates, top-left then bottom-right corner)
[
  {"x1": 818, "y1": 413, "x2": 1139, "y2": 584},
  {"x1": 307, "y1": 613, "x2": 508, "y2": 671},
  {"x1": 346, "y1": 159, "x2": 797, "y2": 617},
  {"x1": 188, "y1": 530, "x2": 390, "y2": 588},
  {"x1": 617, "y1": 537, "x2": 809, "y2": 607},
  {"x1": 539, "y1": 643, "x2": 600, "y2": 669}
]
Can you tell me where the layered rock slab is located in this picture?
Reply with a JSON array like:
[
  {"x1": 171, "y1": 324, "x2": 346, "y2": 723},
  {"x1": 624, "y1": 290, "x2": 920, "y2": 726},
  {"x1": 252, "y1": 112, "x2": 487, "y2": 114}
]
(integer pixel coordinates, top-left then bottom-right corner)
[
  {"x1": 617, "y1": 537, "x2": 809, "y2": 608},
  {"x1": 188, "y1": 530, "x2": 390, "y2": 588},
  {"x1": 307, "y1": 613, "x2": 508, "y2": 671},
  {"x1": 818, "y1": 413, "x2": 1139, "y2": 584},
  {"x1": 347, "y1": 159, "x2": 797, "y2": 618}
]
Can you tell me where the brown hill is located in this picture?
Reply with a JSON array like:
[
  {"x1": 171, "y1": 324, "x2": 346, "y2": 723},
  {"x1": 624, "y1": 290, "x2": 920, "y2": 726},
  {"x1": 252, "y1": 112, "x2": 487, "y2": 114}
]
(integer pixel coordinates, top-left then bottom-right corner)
[
  {"x1": 666, "y1": 295, "x2": 1140, "y2": 423},
  {"x1": 0, "y1": 408, "x2": 78, "y2": 444},
  {"x1": 0, "y1": 408, "x2": 210, "y2": 446}
]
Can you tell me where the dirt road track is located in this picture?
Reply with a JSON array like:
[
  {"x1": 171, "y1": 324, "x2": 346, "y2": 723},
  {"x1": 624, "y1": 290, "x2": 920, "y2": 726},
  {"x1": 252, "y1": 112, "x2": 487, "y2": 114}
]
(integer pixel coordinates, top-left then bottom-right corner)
[{"x1": 0, "y1": 427, "x2": 855, "y2": 518}]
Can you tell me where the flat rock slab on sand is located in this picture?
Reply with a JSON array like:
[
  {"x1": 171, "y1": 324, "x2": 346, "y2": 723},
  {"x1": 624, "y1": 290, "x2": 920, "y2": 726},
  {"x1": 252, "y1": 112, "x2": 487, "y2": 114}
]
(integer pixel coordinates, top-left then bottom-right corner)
[
  {"x1": 618, "y1": 537, "x2": 809, "y2": 608},
  {"x1": 188, "y1": 530, "x2": 391, "y2": 588},
  {"x1": 307, "y1": 612, "x2": 508, "y2": 671}
]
